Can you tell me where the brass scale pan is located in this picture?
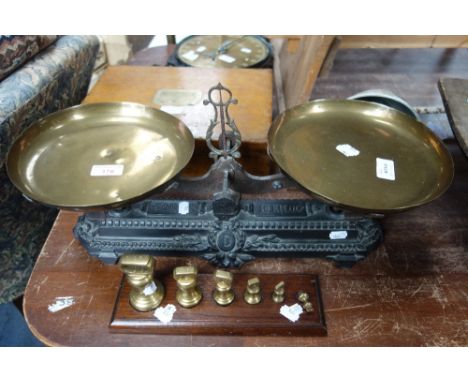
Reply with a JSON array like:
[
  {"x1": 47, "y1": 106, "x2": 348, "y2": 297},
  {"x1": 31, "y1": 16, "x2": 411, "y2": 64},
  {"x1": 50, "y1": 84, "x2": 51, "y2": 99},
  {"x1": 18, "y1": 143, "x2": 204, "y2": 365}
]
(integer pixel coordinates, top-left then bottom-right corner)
[{"x1": 7, "y1": 100, "x2": 454, "y2": 213}]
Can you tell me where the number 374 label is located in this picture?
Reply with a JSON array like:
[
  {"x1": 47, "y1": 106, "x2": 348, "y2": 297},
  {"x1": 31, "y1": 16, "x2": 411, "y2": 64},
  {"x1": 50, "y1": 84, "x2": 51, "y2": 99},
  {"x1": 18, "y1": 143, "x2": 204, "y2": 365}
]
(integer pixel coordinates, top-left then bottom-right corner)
[
  {"x1": 90, "y1": 164, "x2": 124, "y2": 177},
  {"x1": 376, "y1": 158, "x2": 395, "y2": 181}
]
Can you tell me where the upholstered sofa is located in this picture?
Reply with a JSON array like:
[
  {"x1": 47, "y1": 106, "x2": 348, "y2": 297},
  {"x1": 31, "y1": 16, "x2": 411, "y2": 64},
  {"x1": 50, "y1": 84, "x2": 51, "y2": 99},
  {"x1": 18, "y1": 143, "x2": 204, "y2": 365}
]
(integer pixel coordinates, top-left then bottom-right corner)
[{"x1": 0, "y1": 35, "x2": 99, "y2": 304}]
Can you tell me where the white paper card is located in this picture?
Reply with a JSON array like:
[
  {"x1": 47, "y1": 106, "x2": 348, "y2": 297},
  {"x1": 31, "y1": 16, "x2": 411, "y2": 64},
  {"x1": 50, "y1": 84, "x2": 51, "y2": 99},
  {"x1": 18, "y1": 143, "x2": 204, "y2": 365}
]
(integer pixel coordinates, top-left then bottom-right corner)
[
  {"x1": 154, "y1": 304, "x2": 177, "y2": 324},
  {"x1": 143, "y1": 281, "x2": 157, "y2": 296},
  {"x1": 181, "y1": 50, "x2": 199, "y2": 61},
  {"x1": 336, "y1": 144, "x2": 360, "y2": 157},
  {"x1": 196, "y1": 46, "x2": 207, "y2": 53},
  {"x1": 280, "y1": 303, "x2": 303, "y2": 322},
  {"x1": 178, "y1": 201, "x2": 189, "y2": 215},
  {"x1": 160, "y1": 105, "x2": 186, "y2": 116},
  {"x1": 90, "y1": 164, "x2": 124, "y2": 177},
  {"x1": 376, "y1": 158, "x2": 396, "y2": 181},
  {"x1": 48, "y1": 296, "x2": 75, "y2": 313},
  {"x1": 329, "y1": 230, "x2": 348, "y2": 240},
  {"x1": 241, "y1": 47, "x2": 252, "y2": 54},
  {"x1": 218, "y1": 54, "x2": 236, "y2": 63},
  {"x1": 160, "y1": 105, "x2": 206, "y2": 135}
]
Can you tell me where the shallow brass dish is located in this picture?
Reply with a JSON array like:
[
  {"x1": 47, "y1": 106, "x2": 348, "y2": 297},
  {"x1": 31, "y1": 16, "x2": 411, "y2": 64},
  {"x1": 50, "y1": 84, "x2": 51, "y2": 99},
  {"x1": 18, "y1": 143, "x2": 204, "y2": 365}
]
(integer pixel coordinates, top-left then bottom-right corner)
[
  {"x1": 7, "y1": 103, "x2": 194, "y2": 209},
  {"x1": 268, "y1": 100, "x2": 454, "y2": 213}
]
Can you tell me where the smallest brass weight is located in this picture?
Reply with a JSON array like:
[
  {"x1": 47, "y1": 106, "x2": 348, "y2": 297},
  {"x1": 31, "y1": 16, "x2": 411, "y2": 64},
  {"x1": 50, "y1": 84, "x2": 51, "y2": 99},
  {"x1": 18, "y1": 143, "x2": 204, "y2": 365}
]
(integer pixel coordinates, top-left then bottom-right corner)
[
  {"x1": 119, "y1": 254, "x2": 165, "y2": 312},
  {"x1": 173, "y1": 265, "x2": 203, "y2": 308},
  {"x1": 213, "y1": 270, "x2": 235, "y2": 306},
  {"x1": 272, "y1": 281, "x2": 285, "y2": 303},
  {"x1": 297, "y1": 291, "x2": 314, "y2": 313},
  {"x1": 244, "y1": 277, "x2": 262, "y2": 305}
]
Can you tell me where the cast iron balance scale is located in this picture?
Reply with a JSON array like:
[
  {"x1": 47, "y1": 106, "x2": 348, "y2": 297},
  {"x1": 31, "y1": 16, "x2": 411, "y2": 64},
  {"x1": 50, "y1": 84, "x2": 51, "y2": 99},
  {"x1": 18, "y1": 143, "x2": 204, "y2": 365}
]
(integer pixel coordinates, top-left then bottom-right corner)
[{"x1": 7, "y1": 84, "x2": 454, "y2": 335}]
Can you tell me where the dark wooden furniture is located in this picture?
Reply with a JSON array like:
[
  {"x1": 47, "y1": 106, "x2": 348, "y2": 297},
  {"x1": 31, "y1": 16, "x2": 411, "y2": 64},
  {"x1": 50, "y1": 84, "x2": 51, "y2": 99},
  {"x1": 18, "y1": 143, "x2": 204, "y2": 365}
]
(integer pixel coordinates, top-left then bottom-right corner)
[
  {"x1": 312, "y1": 48, "x2": 468, "y2": 141},
  {"x1": 23, "y1": 151, "x2": 468, "y2": 346},
  {"x1": 83, "y1": 66, "x2": 272, "y2": 144},
  {"x1": 24, "y1": 49, "x2": 468, "y2": 346},
  {"x1": 127, "y1": 44, "x2": 176, "y2": 67},
  {"x1": 439, "y1": 77, "x2": 468, "y2": 157},
  {"x1": 111, "y1": 274, "x2": 326, "y2": 336}
]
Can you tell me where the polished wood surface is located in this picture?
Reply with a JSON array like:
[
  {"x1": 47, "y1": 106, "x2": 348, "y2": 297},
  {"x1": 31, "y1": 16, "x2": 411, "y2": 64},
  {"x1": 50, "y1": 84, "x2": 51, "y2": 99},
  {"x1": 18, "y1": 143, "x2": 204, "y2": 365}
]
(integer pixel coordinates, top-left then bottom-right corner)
[
  {"x1": 23, "y1": 140, "x2": 468, "y2": 346},
  {"x1": 439, "y1": 77, "x2": 468, "y2": 157},
  {"x1": 23, "y1": 51, "x2": 468, "y2": 346},
  {"x1": 111, "y1": 274, "x2": 326, "y2": 336},
  {"x1": 312, "y1": 48, "x2": 468, "y2": 107},
  {"x1": 127, "y1": 44, "x2": 176, "y2": 66},
  {"x1": 84, "y1": 66, "x2": 273, "y2": 143},
  {"x1": 339, "y1": 35, "x2": 468, "y2": 49},
  {"x1": 269, "y1": 36, "x2": 468, "y2": 50},
  {"x1": 274, "y1": 36, "x2": 335, "y2": 111},
  {"x1": 312, "y1": 48, "x2": 468, "y2": 140}
]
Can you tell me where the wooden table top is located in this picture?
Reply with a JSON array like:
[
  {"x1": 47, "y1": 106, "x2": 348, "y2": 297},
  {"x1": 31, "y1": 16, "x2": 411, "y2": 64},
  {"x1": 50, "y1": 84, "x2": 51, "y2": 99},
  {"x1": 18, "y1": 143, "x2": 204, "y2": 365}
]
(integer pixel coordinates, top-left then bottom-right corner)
[
  {"x1": 24, "y1": 53, "x2": 468, "y2": 346},
  {"x1": 439, "y1": 77, "x2": 468, "y2": 157},
  {"x1": 84, "y1": 65, "x2": 273, "y2": 143},
  {"x1": 23, "y1": 139, "x2": 468, "y2": 346}
]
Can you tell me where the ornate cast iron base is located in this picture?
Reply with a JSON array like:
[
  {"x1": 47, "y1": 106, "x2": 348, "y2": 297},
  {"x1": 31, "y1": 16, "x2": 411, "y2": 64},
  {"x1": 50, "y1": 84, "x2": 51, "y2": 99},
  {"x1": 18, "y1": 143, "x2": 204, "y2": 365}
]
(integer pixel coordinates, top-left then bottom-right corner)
[
  {"x1": 74, "y1": 84, "x2": 383, "y2": 268},
  {"x1": 74, "y1": 200, "x2": 381, "y2": 268},
  {"x1": 74, "y1": 157, "x2": 382, "y2": 268}
]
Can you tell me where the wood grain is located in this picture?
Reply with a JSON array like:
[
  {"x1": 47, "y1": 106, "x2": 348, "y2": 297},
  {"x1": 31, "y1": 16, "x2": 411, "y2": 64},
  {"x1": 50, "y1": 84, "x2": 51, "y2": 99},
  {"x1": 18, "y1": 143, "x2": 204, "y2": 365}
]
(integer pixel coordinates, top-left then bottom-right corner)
[
  {"x1": 111, "y1": 274, "x2": 326, "y2": 336},
  {"x1": 438, "y1": 78, "x2": 468, "y2": 157},
  {"x1": 23, "y1": 140, "x2": 468, "y2": 346},
  {"x1": 127, "y1": 44, "x2": 176, "y2": 67},
  {"x1": 22, "y1": 54, "x2": 468, "y2": 346},
  {"x1": 84, "y1": 66, "x2": 273, "y2": 143},
  {"x1": 275, "y1": 36, "x2": 335, "y2": 111},
  {"x1": 339, "y1": 35, "x2": 468, "y2": 49},
  {"x1": 312, "y1": 48, "x2": 468, "y2": 140}
]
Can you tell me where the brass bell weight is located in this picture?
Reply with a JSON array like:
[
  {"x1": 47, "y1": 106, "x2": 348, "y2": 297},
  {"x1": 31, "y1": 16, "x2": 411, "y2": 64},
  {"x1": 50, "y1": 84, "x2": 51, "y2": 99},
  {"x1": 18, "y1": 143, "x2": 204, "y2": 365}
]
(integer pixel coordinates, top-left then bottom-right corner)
[
  {"x1": 119, "y1": 254, "x2": 165, "y2": 312},
  {"x1": 297, "y1": 291, "x2": 314, "y2": 312},
  {"x1": 244, "y1": 277, "x2": 262, "y2": 304},
  {"x1": 272, "y1": 281, "x2": 285, "y2": 303},
  {"x1": 173, "y1": 265, "x2": 203, "y2": 308},
  {"x1": 213, "y1": 270, "x2": 235, "y2": 306}
]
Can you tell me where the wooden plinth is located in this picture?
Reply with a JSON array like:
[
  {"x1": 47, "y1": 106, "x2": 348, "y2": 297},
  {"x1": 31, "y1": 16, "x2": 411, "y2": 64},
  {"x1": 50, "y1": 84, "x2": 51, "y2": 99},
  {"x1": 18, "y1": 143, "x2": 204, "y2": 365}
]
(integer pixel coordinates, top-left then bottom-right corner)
[{"x1": 110, "y1": 273, "x2": 326, "y2": 336}]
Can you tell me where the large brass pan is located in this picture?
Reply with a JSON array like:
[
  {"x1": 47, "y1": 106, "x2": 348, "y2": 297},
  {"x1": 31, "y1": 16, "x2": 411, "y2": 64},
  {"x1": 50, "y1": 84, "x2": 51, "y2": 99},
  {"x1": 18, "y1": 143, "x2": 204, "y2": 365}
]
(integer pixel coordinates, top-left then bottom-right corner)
[
  {"x1": 7, "y1": 103, "x2": 194, "y2": 209},
  {"x1": 268, "y1": 100, "x2": 454, "y2": 213}
]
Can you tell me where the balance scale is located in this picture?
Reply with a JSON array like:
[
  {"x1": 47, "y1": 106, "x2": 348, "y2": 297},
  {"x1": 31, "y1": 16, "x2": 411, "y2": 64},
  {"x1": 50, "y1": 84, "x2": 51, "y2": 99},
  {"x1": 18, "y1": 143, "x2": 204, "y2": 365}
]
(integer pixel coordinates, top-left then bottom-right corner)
[{"x1": 7, "y1": 84, "x2": 454, "y2": 269}]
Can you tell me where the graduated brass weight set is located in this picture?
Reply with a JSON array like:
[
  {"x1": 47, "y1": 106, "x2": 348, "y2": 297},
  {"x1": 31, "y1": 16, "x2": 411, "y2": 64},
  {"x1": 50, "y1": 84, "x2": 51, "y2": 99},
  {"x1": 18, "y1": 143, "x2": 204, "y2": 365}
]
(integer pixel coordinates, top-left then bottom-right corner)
[
  {"x1": 7, "y1": 83, "x2": 454, "y2": 314},
  {"x1": 120, "y1": 253, "x2": 313, "y2": 312}
]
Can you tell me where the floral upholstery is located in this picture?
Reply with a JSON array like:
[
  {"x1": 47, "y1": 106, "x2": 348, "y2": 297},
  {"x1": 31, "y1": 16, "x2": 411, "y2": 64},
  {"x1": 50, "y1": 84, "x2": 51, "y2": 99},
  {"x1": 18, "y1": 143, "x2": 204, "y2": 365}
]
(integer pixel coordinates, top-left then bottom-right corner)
[
  {"x1": 0, "y1": 35, "x2": 57, "y2": 81},
  {"x1": 0, "y1": 35, "x2": 99, "y2": 304}
]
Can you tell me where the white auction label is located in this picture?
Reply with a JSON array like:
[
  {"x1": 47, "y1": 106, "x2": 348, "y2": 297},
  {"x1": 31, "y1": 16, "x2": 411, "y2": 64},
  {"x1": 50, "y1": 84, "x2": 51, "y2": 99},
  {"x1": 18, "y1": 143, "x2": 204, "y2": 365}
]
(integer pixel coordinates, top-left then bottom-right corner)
[
  {"x1": 376, "y1": 158, "x2": 396, "y2": 181},
  {"x1": 329, "y1": 230, "x2": 348, "y2": 240},
  {"x1": 218, "y1": 54, "x2": 236, "y2": 63},
  {"x1": 181, "y1": 50, "x2": 199, "y2": 61},
  {"x1": 280, "y1": 303, "x2": 303, "y2": 322},
  {"x1": 154, "y1": 304, "x2": 177, "y2": 324},
  {"x1": 90, "y1": 164, "x2": 124, "y2": 177},
  {"x1": 178, "y1": 201, "x2": 189, "y2": 215},
  {"x1": 336, "y1": 144, "x2": 360, "y2": 157},
  {"x1": 160, "y1": 105, "x2": 186, "y2": 116},
  {"x1": 240, "y1": 47, "x2": 252, "y2": 54},
  {"x1": 196, "y1": 46, "x2": 207, "y2": 53},
  {"x1": 48, "y1": 296, "x2": 75, "y2": 313},
  {"x1": 143, "y1": 281, "x2": 157, "y2": 296}
]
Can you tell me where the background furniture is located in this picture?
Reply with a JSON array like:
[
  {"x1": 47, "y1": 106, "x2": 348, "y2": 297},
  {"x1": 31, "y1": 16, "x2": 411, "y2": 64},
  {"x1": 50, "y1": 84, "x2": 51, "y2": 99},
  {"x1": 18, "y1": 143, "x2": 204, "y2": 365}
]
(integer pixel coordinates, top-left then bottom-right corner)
[
  {"x1": 272, "y1": 36, "x2": 337, "y2": 113},
  {"x1": 83, "y1": 65, "x2": 274, "y2": 175},
  {"x1": 0, "y1": 35, "x2": 99, "y2": 306},
  {"x1": 439, "y1": 77, "x2": 468, "y2": 156}
]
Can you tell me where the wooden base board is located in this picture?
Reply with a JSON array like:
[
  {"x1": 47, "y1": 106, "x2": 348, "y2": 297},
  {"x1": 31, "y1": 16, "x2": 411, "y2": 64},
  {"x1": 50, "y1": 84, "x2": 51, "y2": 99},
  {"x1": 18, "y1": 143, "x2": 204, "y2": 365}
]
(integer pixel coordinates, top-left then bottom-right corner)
[{"x1": 110, "y1": 273, "x2": 327, "y2": 336}]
